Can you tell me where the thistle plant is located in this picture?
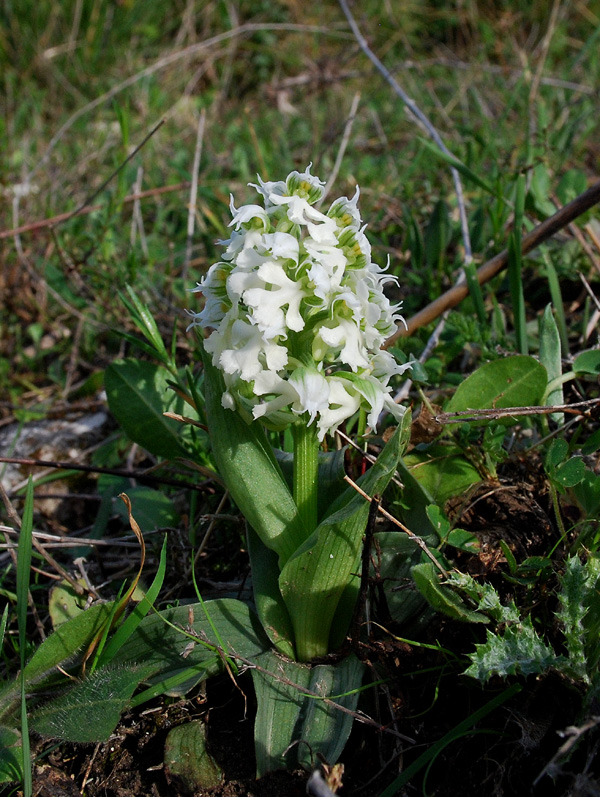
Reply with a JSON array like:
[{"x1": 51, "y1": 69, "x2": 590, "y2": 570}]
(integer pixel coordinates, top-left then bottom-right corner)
[{"x1": 189, "y1": 166, "x2": 411, "y2": 662}]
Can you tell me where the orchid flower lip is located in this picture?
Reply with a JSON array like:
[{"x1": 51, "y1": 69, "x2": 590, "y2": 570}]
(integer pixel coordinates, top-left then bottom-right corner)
[{"x1": 190, "y1": 167, "x2": 410, "y2": 436}]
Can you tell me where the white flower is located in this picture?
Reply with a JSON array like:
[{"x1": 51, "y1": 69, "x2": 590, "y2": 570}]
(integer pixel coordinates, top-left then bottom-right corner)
[
  {"x1": 288, "y1": 367, "x2": 330, "y2": 425},
  {"x1": 190, "y1": 167, "x2": 410, "y2": 437}
]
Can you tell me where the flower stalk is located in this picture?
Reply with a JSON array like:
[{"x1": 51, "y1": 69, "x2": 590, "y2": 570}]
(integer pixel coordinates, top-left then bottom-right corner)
[
  {"x1": 292, "y1": 419, "x2": 320, "y2": 537},
  {"x1": 190, "y1": 166, "x2": 411, "y2": 661}
]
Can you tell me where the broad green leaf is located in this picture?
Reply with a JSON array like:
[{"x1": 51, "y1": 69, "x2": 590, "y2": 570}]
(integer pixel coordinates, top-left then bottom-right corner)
[
  {"x1": 251, "y1": 650, "x2": 364, "y2": 776},
  {"x1": 539, "y1": 304, "x2": 563, "y2": 423},
  {"x1": 445, "y1": 355, "x2": 547, "y2": 419},
  {"x1": 202, "y1": 349, "x2": 306, "y2": 565},
  {"x1": 31, "y1": 665, "x2": 151, "y2": 742},
  {"x1": 0, "y1": 603, "x2": 116, "y2": 723},
  {"x1": 247, "y1": 526, "x2": 295, "y2": 659},
  {"x1": 403, "y1": 445, "x2": 481, "y2": 504},
  {"x1": 48, "y1": 580, "x2": 88, "y2": 629},
  {"x1": 164, "y1": 721, "x2": 223, "y2": 790},
  {"x1": 112, "y1": 598, "x2": 270, "y2": 700},
  {"x1": 545, "y1": 438, "x2": 568, "y2": 468},
  {"x1": 553, "y1": 457, "x2": 585, "y2": 488},
  {"x1": 279, "y1": 426, "x2": 403, "y2": 661},
  {"x1": 411, "y1": 563, "x2": 488, "y2": 624},
  {"x1": 574, "y1": 350, "x2": 600, "y2": 376},
  {"x1": 105, "y1": 359, "x2": 188, "y2": 459},
  {"x1": 392, "y1": 460, "x2": 439, "y2": 540},
  {"x1": 572, "y1": 471, "x2": 600, "y2": 516}
]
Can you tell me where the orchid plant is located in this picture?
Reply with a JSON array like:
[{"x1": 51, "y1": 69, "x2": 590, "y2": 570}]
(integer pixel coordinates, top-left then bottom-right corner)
[{"x1": 189, "y1": 166, "x2": 412, "y2": 663}]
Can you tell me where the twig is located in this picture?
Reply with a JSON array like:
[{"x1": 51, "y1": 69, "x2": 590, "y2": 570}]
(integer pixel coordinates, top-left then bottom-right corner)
[
  {"x1": 387, "y1": 179, "x2": 600, "y2": 341},
  {"x1": 0, "y1": 479, "x2": 87, "y2": 612},
  {"x1": 339, "y1": 0, "x2": 472, "y2": 269},
  {"x1": 0, "y1": 456, "x2": 216, "y2": 494},
  {"x1": 67, "y1": 118, "x2": 166, "y2": 221},
  {"x1": 184, "y1": 109, "x2": 207, "y2": 282},
  {"x1": 434, "y1": 397, "x2": 600, "y2": 424},
  {"x1": 321, "y1": 92, "x2": 361, "y2": 203},
  {"x1": 231, "y1": 649, "x2": 415, "y2": 743},
  {"x1": 343, "y1": 475, "x2": 447, "y2": 576},
  {"x1": 0, "y1": 526, "x2": 158, "y2": 549},
  {"x1": 0, "y1": 182, "x2": 191, "y2": 240}
]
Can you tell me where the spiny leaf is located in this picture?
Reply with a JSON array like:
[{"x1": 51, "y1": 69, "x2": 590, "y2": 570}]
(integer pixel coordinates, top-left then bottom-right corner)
[{"x1": 465, "y1": 618, "x2": 560, "y2": 681}]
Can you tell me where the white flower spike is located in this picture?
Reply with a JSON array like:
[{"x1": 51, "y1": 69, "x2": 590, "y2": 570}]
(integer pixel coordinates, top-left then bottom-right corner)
[{"x1": 189, "y1": 167, "x2": 410, "y2": 439}]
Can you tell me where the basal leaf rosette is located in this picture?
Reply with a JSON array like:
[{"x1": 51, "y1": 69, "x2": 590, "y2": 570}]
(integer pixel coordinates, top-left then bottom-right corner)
[{"x1": 189, "y1": 166, "x2": 410, "y2": 439}]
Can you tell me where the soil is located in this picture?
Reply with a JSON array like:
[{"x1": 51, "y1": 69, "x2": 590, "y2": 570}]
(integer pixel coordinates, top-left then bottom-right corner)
[{"x1": 5, "y1": 423, "x2": 600, "y2": 797}]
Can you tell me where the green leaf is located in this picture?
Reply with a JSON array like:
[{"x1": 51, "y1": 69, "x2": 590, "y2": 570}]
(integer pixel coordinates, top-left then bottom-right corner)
[
  {"x1": 574, "y1": 350, "x2": 600, "y2": 376},
  {"x1": 557, "y1": 556, "x2": 591, "y2": 681},
  {"x1": 464, "y1": 618, "x2": 559, "y2": 681},
  {"x1": 553, "y1": 457, "x2": 585, "y2": 488},
  {"x1": 246, "y1": 526, "x2": 295, "y2": 659},
  {"x1": 201, "y1": 349, "x2": 306, "y2": 565},
  {"x1": 120, "y1": 285, "x2": 170, "y2": 364},
  {"x1": 111, "y1": 598, "x2": 270, "y2": 702},
  {"x1": 31, "y1": 665, "x2": 151, "y2": 742},
  {"x1": 392, "y1": 460, "x2": 439, "y2": 541},
  {"x1": 572, "y1": 470, "x2": 600, "y2": 516},
  {"x1": 98, "y1": 535, "x2": 168, "y2": 667},
  {"x1": 446, "y1": 571, "x2": 520, "y2": 623},
  {"x1": 164, "y1": 721, "x2": 223, "y2": 790},
  {"x1": 411, "y1": 563, "x2": 488, "y2": 624},
  {"x1": 48, "y1": 580, "x2": 88, "y2": 629},
  {"x1": 279, "y1": 426, "x2": 404, "y2": 660},
  {"x1": 545, "y1": 438, "x2": 568, "y2": 468},
  {"x1": 416, "y1": 137, "x2": 496, "y2": 195},
  {"x1": 105, "y1": 359, "x2": 188, "y2": 459},
  {"x1": 539, "y1": 304, "x2": 563, "y2": 423},
  {"x1": 403, "y1": 445, "x2": 481, "y2": 504},
  {"x1": 445, "y1": 355, "x2": 547, "y2": 419},
  {"x1": 251, "y1": 650, "x2": 364, "y2": 776},
  {"x1": 0, "y1": 603, "x2": 116, "y2": 723},
  {"x1": 374, "y1": 533, "x2": 431, "y2": 627},
  {"x1": 425, "y1": 199, "x2": 451, "y2": 272}
]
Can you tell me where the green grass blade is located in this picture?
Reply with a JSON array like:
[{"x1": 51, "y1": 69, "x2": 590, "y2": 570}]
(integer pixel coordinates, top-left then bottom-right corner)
[
  {"x1": 541, "y1": 249, "x2": 569, "y2": 355},
  {"x1": 508, "y1": 175, "x2": 527, "y2": 354},
  {"x1": 539, "y1": 304, "x2": 564, "y2": 425},
  {"x1": 416, "y1": 137, "x2": 498, "y2": 196},
  {"x1": 0, "y1": 605, "x2": 8, "y2": 654},
  {"x1": 97, "y1": 535, "x2": 168, "y2": 666},
  {"x1": 377, "y1": 683, "x2": 521, "y2": 796},
  {"x1": 463, "y1": 258, "x2": 486, "y2": 324}
]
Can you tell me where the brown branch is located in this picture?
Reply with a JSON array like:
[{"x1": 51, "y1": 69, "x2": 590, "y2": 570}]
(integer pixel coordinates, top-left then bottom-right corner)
[
  {"x1": 386, "y1": 179, "x2": 600, "y2": 344},
  {"x1": 434, "y1": 397, "x2": 600, "y2": 424},
  {"x1": 0, "y1": 456, "x2": 216, "y2": 494},
  {"x1": 0, "y1": 181, "x2": 191, "y2": 240}
]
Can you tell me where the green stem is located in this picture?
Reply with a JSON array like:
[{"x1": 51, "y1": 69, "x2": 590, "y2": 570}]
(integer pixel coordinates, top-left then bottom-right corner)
[{"x1": 292, "y1": 420, "x2": 320, "y2": 536}]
